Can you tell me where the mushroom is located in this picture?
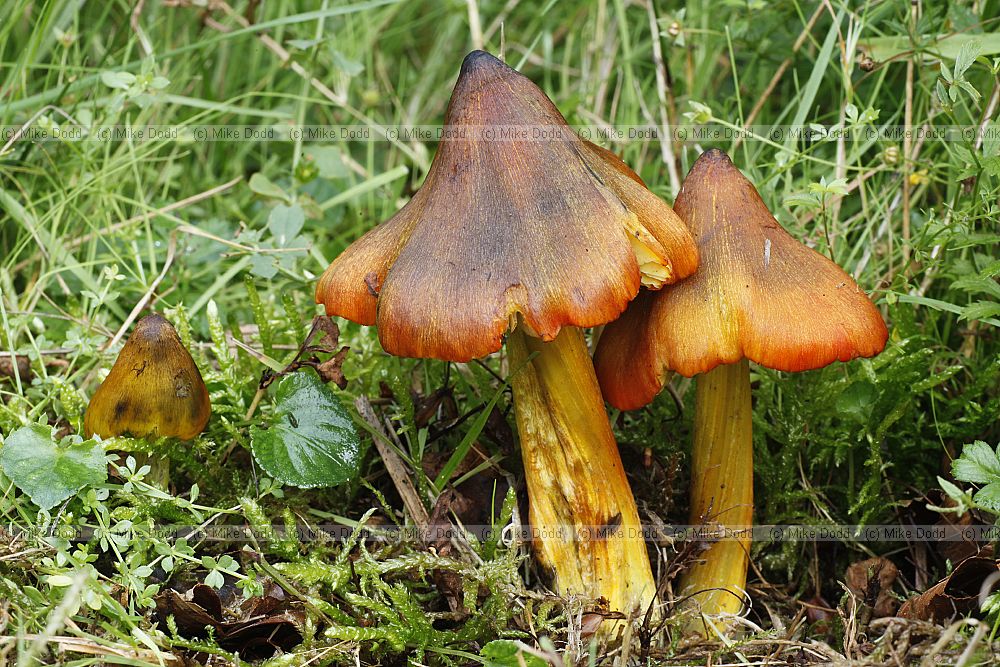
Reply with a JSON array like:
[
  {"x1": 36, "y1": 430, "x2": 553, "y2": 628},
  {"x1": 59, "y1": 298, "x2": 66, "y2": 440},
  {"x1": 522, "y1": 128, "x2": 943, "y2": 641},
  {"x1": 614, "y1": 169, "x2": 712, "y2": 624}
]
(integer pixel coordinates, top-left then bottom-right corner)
[
  {"x1": 85, "y1": 314, "x2": 211, "y2": 440},
  {"x1": 594, "y1": 149, "x2": 888, "y2": 622},
  {"x1": 316, "y1": 50, "x2": 699, "y2": 614}
]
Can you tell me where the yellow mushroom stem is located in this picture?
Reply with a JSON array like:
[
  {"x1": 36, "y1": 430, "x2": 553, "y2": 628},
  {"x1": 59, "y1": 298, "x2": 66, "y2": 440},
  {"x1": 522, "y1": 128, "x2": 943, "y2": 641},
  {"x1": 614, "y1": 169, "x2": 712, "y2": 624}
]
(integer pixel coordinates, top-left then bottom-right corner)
[
  {"x1": 680, "y1": 358, "x2": 754, "y2": 628},
  {"x1": 506, "y1": 324, "x2": 656, "y2": 616}
]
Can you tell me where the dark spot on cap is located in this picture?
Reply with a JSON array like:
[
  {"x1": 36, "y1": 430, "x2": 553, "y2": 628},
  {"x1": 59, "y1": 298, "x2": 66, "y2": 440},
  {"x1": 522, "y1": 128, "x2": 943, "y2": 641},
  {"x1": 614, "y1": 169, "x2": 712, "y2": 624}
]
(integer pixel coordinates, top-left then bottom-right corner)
[
  {"x1": 114, "y1": 400, "x2": 128, "y2": 419},
  {"x1": 174, "y1": 370, "x2": 192, "y2": 398},
  {"x1": 132, "y1": 313, "x2": 181, "y2": 345},
  {"x1": 135, "y1": 313, "x2": 170, "y2": 332}
]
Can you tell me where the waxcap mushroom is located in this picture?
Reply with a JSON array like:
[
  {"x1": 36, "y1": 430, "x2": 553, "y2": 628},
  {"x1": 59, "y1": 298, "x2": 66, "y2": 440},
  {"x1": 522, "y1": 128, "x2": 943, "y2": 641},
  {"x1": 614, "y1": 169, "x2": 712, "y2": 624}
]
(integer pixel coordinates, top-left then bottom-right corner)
[
  {"x1": 595, "y1": 148, "x2": 889, "y2": 410},
  {"x1": 316, "y1": 51, "x2": 693, "y2": 617},
  {"x1": 594, "y1": 149, "x2": 889, "y2": 625},
  {"x1": 84, "y1": 314, "x2": 211, "y2": 440},
  {"x1": 316, "y1": 50, "x2": 698, "y2": 362}
]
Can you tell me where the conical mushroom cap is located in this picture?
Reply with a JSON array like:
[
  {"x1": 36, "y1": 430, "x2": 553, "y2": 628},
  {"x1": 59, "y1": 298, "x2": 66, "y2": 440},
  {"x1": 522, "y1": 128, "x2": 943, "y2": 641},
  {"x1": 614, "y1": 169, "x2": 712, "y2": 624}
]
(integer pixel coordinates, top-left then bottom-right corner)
[
  {"x1": 595, "y1": 149, "x2": 888, "y2": 410},
  {"x1": 316, "y1": 50, "x2": 698, "y2": 362},
  {"x1": 84, "y1": 314, "x2": 211, "y2": 440}
]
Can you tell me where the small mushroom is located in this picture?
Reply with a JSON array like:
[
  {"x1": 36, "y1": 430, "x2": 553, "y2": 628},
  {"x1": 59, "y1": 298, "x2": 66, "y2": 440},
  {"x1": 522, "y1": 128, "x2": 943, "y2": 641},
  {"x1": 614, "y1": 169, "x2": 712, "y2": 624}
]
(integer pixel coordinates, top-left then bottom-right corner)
[
  {"x1": 84, "y1": 314, "x2": 211, "y2": 440},
  {"x1": 317, "y1": 51, "x2": 698, "y2": 614},
  {"x1": 594, "y1": 149, "x2": 888, "y2": 622}
]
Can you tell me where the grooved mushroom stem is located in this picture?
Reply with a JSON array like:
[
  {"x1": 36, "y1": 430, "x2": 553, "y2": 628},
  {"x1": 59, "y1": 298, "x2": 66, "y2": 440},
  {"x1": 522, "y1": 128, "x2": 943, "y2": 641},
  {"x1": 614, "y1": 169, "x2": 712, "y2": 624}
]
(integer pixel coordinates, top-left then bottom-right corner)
[
  {"x1": 680, "y1": 358, "x2": 754, "y2": 625},
  {"x1": 506, "y1": 325, "x2": 656, "y2": 615}
]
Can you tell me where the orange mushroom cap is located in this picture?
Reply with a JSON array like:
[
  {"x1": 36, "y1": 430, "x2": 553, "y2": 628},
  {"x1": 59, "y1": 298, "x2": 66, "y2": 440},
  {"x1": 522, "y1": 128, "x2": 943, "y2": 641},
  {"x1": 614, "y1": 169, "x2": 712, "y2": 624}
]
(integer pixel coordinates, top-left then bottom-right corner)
[
  {"x1": 595, "y1": 149, "x2": 889, "y2": 410},
  {"x1": 84, "y1": 314, "x2": 211, "y2": 440},
  {"x1": 315, "y1": 50, "x2": 698, "y2": 362}
]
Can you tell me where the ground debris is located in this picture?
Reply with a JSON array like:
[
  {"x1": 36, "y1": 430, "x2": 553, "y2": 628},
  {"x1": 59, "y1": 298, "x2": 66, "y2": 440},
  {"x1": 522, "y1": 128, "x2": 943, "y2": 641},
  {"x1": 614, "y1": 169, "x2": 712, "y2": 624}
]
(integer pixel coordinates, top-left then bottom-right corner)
[
  {"x1": 0, "y1": 355, "x2": 30, "y2": 383},
  {"x1": 898, "y1": 556, "x2": 999, "y2": 624},
  {"x1": 154, "y1": 581, "x2": 304, "y2": 659},
  {"x1": 846, "y1": 556, "x2": 899, "y2": 619},
  {"x1": 260, "y1": 316, "x2": 349, "y2": 390}
]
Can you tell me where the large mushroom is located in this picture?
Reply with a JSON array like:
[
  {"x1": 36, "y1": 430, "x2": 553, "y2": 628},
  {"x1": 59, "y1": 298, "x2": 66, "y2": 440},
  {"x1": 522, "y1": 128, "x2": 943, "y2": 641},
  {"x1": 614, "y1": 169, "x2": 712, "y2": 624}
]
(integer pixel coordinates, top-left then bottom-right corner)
[
  {"x1": 316, "y1": 51, "x2": 699, "y2": 614},
  {"x1": 594, "y1": 149, "x2": 888, "y2": 623},
  {"x1": 85, "y1": 313, "x2": 211, "y2": 441}
]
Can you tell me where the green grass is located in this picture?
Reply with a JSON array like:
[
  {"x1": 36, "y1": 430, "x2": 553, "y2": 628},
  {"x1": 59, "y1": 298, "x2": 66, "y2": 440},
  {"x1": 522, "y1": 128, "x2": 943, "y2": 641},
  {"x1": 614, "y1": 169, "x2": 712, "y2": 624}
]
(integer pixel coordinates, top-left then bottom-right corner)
[{"x1": 2, "y1": 0, "x2": 1000, "y2": 665}]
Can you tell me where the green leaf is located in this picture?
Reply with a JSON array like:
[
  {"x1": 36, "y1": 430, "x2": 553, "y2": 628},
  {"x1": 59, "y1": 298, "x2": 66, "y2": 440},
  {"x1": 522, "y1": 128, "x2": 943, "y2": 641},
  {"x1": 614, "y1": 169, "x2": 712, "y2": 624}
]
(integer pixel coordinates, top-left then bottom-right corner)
[
  {"x1": 980, "y1": 156, "x2": 1000, "y2": 176},
  {"x1": 683, "y1": 100, "x2": 712, "y2": 124},
  {"x1": 911, "y1": 365, "x2": 963, "y2": 393},
  {"x1": 936, "y1": 79, "x2": 950, "y2": 107},
  {"x1": 982, "y1": 120, "x2": 1000, "y2": 157},
  {"x1": 835, "y1": 381, "x2": 877, "y2": 424},
  {"x1": 844, "y1": 103, "x2": 859, "y2": 123},
  {"x1": 480, "y1": 640, "x2": 548, "y2": 667},
  {"x1": 956, "y1": 79, "x2": 982, "y2": 103},
  {"x1": 287, "y1": 38, "x2": 323, "y2": 50},
  {"x1": 250, "y1": 372, "x2": 362, "y2": 488},
  {"x1": 954, "y1": 39, "x2": 982, "y2": 78},
  {"x1": 267, "y1": 204, "x2": 305, "y2": 246},
  {"x1": 953, "y1": 440, "x2": 1000, "y2": 484},
  {"x1": 304, "y1": 145, "x2": 350, "y2": 179},
  {"x1": 249, "y1": 252, "x2": 278, "y2": 279},
  {"x1": 981, "y1": 260, "x2": 1000, "y2": 278},
  {"x1": 205, "y1": 569, "x2": 224, "y2": 588},
  {"x1": 248, "y1": 173, "x2": 289, "y2": 202},
  {"x1": 892, "y1": 293, "x2": 1000, "y2": 327},
  {"x1": 974, "y1": 482, "x2": 1000, "y2": 512},
  {"x1": 961, "y1": 301, "x2": 1000, "y2": 323},
  {"x1": 808, "y1": 177, "x2": 849, "y2": 196},
  {"x1": 100, "y1": 71, "x2": 136, "y2": 90},
  {"x1": 861, "y1": 33, "x2": 1000, "y2": 63},
  {"x1": 0, "y1": 424, "x2": 108, "y2": 510},
  {"x1": 938, "y1": 476, "x2": 966, "y2": 503},
  {"x1": 330, "y1": 49, "x2": 364, "y2": 77},
  {"x1": 782, "y1": 193, "x2": 820, "y2": 209}
]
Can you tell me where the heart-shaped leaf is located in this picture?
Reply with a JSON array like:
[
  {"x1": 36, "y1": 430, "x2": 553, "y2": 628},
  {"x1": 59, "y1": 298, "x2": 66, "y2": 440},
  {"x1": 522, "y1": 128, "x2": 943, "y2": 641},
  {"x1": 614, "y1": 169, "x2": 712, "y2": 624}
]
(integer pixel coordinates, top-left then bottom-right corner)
[
  {"x1": 250, "y1": 372, "x2": 362, "y2": 488},
  {"x1": 0, "y1": 424, "x2": 108, "y2": 510}
]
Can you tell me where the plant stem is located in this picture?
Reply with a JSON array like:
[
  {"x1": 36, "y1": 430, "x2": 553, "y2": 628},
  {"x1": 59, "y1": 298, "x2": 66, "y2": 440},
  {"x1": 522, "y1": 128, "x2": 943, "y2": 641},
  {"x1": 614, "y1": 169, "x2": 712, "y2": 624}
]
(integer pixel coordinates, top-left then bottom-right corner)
[
  {"x1": 680, "y1": 358, "x2": 753, "y2": 625},
  {"x1": 506, "y1": 326, "x2": 656, "y2": 615}
]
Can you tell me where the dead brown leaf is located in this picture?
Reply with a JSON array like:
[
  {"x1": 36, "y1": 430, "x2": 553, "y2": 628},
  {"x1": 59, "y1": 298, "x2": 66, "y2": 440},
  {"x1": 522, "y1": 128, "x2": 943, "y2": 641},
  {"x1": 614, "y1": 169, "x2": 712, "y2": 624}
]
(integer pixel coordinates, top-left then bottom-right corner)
[
  {"x1": 154, "y1": 582, "x2": 303, "y2": 659},
  {"x1": 0, "y1": 355, "x2": 30, "y2": 383},
  {"x1": 898, "y1": 556, "x2": 999, "y2": 624},
  {"x1": 260, "y1": 316, "x2": 349, "y2": 390},
  {"x1": 846, "y1": 557, "x2": 899, "y2": 618}
]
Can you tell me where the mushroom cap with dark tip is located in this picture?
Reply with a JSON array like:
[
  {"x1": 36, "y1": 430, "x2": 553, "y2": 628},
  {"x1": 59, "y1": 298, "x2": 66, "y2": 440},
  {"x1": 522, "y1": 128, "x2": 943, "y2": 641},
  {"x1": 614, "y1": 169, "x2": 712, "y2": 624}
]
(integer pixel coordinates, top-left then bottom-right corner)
[
  {"x1": 84, "y1": 314, "x2": 211, "y2": 440},
  {"x1": 594, "y1": 149, "x2": 889, "y2": 410},
  {"x1": 316, "y1": 50, "x2": 698, "y2": 362},
  {"x1": 460, "y1": 48, "x2": 502, "y2": 74}
]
